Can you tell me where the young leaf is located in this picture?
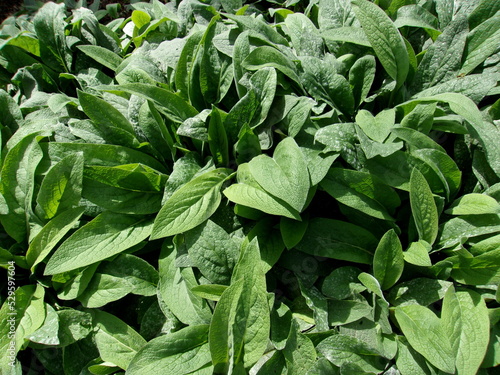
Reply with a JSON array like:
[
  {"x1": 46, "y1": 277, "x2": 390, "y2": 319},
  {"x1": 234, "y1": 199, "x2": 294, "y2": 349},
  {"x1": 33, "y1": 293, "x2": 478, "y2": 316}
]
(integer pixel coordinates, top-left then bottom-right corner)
[
  {"x1": 373, "y1": 229, "x2": 404, "y2": 290},
  {"x1": 351, "y1": 0, "x2": 409, "y2": 90},
  {"x1": 410, "y1": 168, "x2": 439, "y2": 245},
  {"x1": 44, "y1": 212, "x2": 154, "y2": 275},
  {"x1": 151, "y1": 168, "x2": 232, "y2": 239}
]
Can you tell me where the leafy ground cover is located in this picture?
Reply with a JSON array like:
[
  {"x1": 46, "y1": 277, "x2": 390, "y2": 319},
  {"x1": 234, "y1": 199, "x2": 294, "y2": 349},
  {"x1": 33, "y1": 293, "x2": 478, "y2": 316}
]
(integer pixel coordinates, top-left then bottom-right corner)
[{"x1": 0, "y1": 0, "x2": 499, "y2": 374}]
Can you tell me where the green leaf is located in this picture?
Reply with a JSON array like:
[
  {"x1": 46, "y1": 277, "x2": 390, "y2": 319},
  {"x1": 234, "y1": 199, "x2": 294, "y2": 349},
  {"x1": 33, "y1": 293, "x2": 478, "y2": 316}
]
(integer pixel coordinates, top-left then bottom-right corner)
[
  {"x1": 296, "y1": 218, "x2": 377, "y2": 264},
  {"x1": 98, "y1": 254, "x2": 158, "y2": 296},
  {"x1": 316, "y1": 334, "x2": 385, "y2": 373},
  {"x1": 191, "y1": 284, "x2": 227, "y2": 302},
  {"x1": 184, "y1": 220, "x2": 239, "y2": 285},
  {"x1": 320, "y1": 168, "x2": 400, "y2": 221},
  {"x1": 446, "y1": 193, "x2": 500, "y2": 215},
  {"x1": 328, "y1": 299, "x2": 372, "y2": 326},
  {"x1": 349, "y1": 55, "x2": 376, "y2": 106},
  {"x1": 209, "y1": 239, "x2": 270, "y2": 372},
  {"x1": 396, "y1": 336, "x2": 433, "y2": 375},
  {"x1": 460, "y1": 14, "x2": 500, "y2": 75},
  {"x1": 92, "y1": 310, "x2": 147, "y2": 370},
  {"x1": 242, "y1": 46, "x2": 301, "y2": 86},
  {"x1": 40, "y1": 142, "x2": 166, "y2": 173},
  {"x1": 0, "y1": 284, "x2": 45, "y2": 370},
  {"x1": 78, "y1": 273, "x2": 133, "y2": 308},
  {"x1": 57, "y1": 309, "x2": 92, "y2": 347},
  {"x1": 450, "y1": 249, "x2": 500, "y2": 286},
  {"x1": 280, "y1": 217, "x2": 308, "y2": 250},
  {"x1": 351, "y1": 0, "x2": 409, "y2": 90},
  {"x1": 208, "y1": 106, "x2": 229, "y2": 167},
  {"x1": 83, "y1": 163, "x2": 166, "y2": 192},
  {"x1": 26, "y1": 207, "x2": 86, "y2": 269},
  {"x1": 410, "y1": 168, "x2": 439, "y2": 245},
  {"x1": 356, "y1": 108, "x2": 395, "y2": 143},
  {"x1": 77, "y1": 45, "x2": 123, "y2": 71},
  {"x1": 100, "y1": 83, "x2": 198, "y2": 124},
  {"x1": 44, "y1": 212, "x2": 154, "y2": 275},
  {"x1": 373, "y1": 229, "x2": 404, "y2": 290},
  {"x1": 442, "y1": 287, "x2": 490, "y2": 375},
  {"x1": 77, "y1": 90, "x2": 137, "y2": 146},
  {"x1": 322, "y1": 266, "x2": 366, "y2": 300},
  {"x1": 29, "y1": 304, "x2": 60, "y2": 346},
  {"x1": 224, "y1": 184, "x2": 301, "y2": 220},
  {"x1": 151, "y1": 168, "x2": 232, "y2": 239},
  {"x1": 243, "y1": 217, "x2": 285, "y2": 273},
  {"x1": 394, "y1": 5, "x2": 439, "y2": 31},
  {"x1": 248, "y1": 137, "x2": 310, "y2": 212},
  {"x1": 285, "y1": 13, "x2": 324, "y2": 57},
  {"x1": 388, "y1": 278, "x2": 452, "y2": 307},
  {"x1": 322, "y1": 27, "x2": 371, "y2": 47},
  {"x1": 394, "y1": 305, "x2": 455, "y2": 373},
  {"x1": 283, "y1": 321, "x2": 317, "y2": 375},
  {"x1": 158, "y1": 240, "x2": 213, "y2": 326},
  {"x1": 36, "y1": 153, "x2": 84, "y2": 220},
  {"x1": 300, "y1": 56, "x2": 355, "y2": 115},
  {"x1": 33, "y1": 2, "x2": 71, "y2": 72},
  {"x1": 0, "y1": 134, "x2": 43, "y2": 242},
  {"x1": 438, "y1": 215, "x2": 500, "y2": 249},
  {"x1": 403, "y1": 241, "x2": 432, "y2": 267},
  {"x1": 132, "y1": 10, "x2": 151, "y2": 29},
  {"x1": 410, "y1": 15, "x2": 468, "y2": 93},
  {"x1": 127, "y1": 325, "x2": 212, "y2": 375}
]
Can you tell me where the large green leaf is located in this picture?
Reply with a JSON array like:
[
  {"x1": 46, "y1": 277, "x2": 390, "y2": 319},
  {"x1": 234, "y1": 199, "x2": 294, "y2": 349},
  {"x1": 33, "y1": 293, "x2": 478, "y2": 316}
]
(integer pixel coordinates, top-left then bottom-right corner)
[
  {"x1": 209, "y1": 239, "x2": 270, "y2": 372},
  {"x1": 442, "y1": 287, "x2": 490, "y2": 375},
  {"x1": 44, "y1": 212, "x2": 154, "y2": 275},
  {"x1": 0, "y1": 134, "x2": 43, "y2": 242},
  {"x1": 351, "y1": 0, "x2": 409, "y2": 90},
  {"x1": 127, "y1": 325, "x2": 212, "y2": 375},
  {"x1": 151, "y1": 168, "x2": 232, "y2": 239}
]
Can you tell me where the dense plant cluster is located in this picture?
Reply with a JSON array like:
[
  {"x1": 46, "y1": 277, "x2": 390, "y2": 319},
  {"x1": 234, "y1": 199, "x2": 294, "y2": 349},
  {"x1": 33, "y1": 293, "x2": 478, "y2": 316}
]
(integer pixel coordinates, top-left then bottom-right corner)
[{"x1": 0, "y1": 0, "x2": 499, "y2": 374}]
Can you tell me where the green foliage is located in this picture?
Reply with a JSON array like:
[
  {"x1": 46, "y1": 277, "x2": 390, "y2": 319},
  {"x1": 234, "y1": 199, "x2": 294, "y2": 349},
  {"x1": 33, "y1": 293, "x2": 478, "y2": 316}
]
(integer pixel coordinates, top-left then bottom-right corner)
[{"x1": 0, "y1": 0, "x2": 498, "y2": 374}]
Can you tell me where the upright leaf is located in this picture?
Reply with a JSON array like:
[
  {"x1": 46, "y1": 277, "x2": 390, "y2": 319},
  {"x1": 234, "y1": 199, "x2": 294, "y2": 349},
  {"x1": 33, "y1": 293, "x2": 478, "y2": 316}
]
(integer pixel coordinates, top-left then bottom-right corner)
[
  {"x1": 351, "y1": 0, "x2": 409, "y2": 90},
  {"x1": 410, "y1": 168, "x2": 439, "y2": 245},
  {"x1": 0, "y1": 134, "x2": 43, "y2": 242},
  {"x1": 373, "y1": 229, "x2": 404, "y2": 290},
  {"x1": 442, "y1": 287, "x2": 490, "y2": 375},
  {"x1": 36, "y1": 153, "x2": 84, "y2": 220},
  {"x1": 209, "y1": 239, "x2": 270, "y2": 372}
]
